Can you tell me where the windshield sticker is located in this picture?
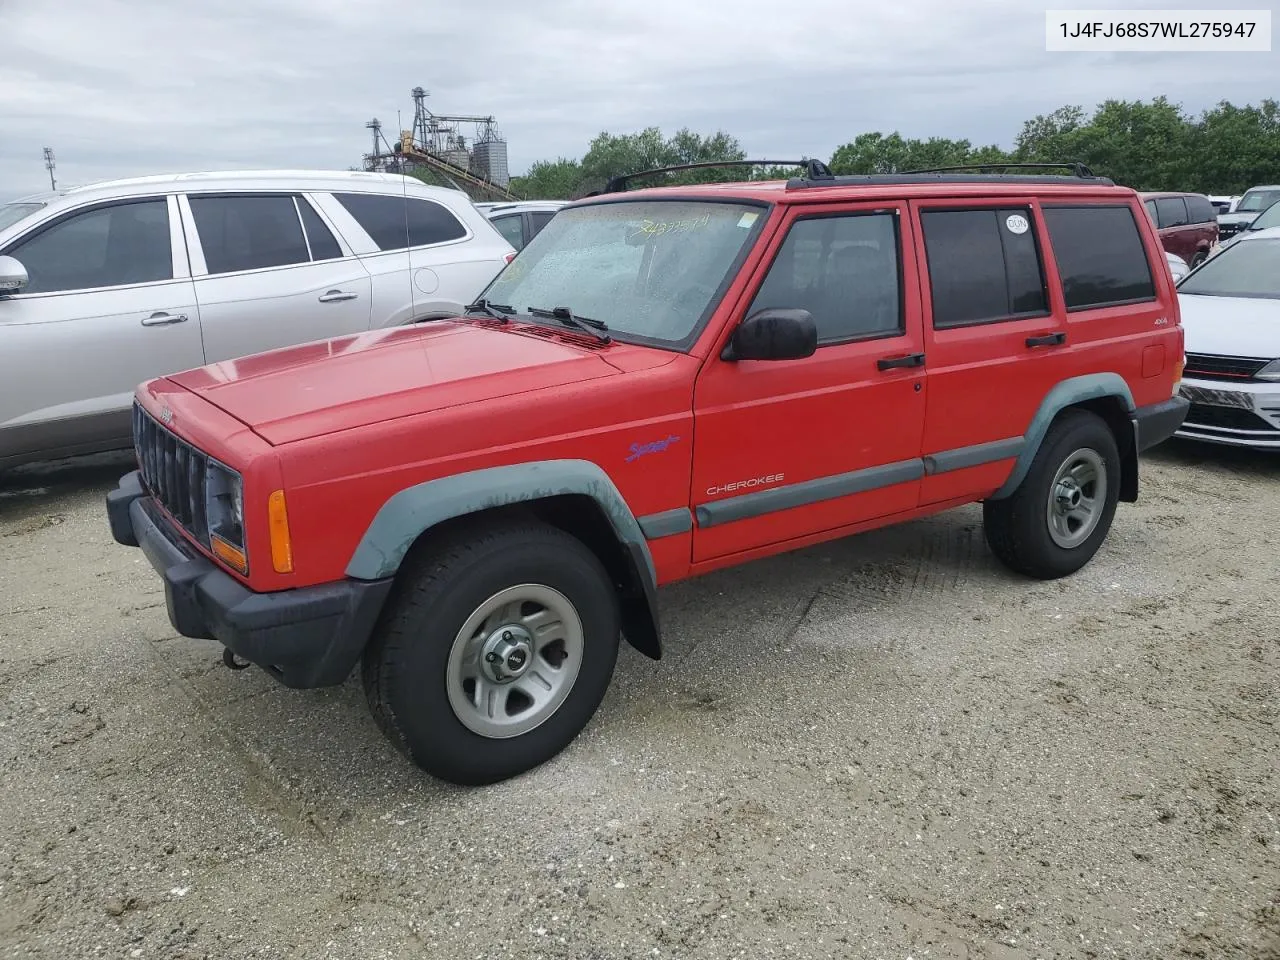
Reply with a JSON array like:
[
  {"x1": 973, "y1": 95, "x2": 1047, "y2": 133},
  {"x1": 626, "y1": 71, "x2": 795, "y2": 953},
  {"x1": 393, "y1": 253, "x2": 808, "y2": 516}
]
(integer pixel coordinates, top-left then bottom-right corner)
[
  {"x1": 737, "y1": 212, "x2": 759, "y2": 228},
  {"x1": 626, "y1": 434, "x2": 680, "y2": 463},
  {"x1": 627, "y1": 213, "x2": 712, "y2": 242},
  {"x1": 1005, "y1": 214, "x2": 1030, "y2": 235}
]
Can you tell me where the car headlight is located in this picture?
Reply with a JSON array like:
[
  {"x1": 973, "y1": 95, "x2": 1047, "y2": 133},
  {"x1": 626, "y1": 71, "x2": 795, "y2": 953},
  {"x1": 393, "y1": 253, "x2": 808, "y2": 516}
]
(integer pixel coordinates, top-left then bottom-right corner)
[
  {"x1": 1256, "y1": 359, "x2": 1280, "y2": 382},
  {"x1": 205, "y1": 460, "x2": 247, "y2": 574}
]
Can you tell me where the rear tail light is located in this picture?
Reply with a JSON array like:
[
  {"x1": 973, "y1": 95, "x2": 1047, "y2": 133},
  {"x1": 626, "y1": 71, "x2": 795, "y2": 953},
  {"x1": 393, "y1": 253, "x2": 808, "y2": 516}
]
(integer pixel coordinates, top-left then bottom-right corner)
[{"x1": 504, "y1": 252, "x2": 516, "y2": 264}]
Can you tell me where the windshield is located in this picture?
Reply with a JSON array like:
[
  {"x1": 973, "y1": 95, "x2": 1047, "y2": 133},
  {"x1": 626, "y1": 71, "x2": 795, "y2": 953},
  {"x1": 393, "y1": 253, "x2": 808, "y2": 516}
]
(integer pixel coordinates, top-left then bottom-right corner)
[
  {"x1": 479, "y1": 199, "x2": 767, "y2": 348},
  {"x1": 1247, "y1": 201, "x2": 1280, "y2": 231},
  {"x1": 0, "y1": 202, "x2": 44, "y2": 232},
  {"x1": 1235, "y1": 189, "x2": 1280, "y2": 214},
  {"x1": 1178, "y1": 239, "x2": 1280, "y2": 300}
]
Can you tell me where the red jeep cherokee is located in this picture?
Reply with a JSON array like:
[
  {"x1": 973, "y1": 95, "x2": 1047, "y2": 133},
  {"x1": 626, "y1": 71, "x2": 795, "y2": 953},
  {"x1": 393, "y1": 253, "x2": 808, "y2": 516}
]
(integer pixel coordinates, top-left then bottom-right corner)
[{"x1": 107, "y1": 161, "x2": 1189, "y2": 785}]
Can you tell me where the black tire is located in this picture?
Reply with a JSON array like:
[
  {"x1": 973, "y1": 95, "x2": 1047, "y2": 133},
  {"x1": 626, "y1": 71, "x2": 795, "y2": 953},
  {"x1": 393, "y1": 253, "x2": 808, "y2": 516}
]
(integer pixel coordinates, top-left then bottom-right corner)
[
  {"x1": 983, "y1": 409, "x2": 1121, "y2": 580},
  {"x1": 1190, "y1": 251, "x2": 1207, "y2": 268},
  {"x1": 362, "y1": 521, "x2": 621, "y2": 785}
]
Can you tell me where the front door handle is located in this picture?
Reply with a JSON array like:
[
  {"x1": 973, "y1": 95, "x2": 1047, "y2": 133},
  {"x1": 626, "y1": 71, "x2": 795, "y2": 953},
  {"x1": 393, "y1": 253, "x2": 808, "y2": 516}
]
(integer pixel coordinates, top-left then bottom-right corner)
[
  {"x1": 877, "y1": 352, "x2": 925, "y2": 371},
  {"x1": 140, "y1": 311, "x2": 188, "y2": 327},
  {"x1": 318, "y1": 290, "x2": 358, "y2": 303},
  {"x1": 1026, "y1": 332, "x2": 1067, "y2": 348}
]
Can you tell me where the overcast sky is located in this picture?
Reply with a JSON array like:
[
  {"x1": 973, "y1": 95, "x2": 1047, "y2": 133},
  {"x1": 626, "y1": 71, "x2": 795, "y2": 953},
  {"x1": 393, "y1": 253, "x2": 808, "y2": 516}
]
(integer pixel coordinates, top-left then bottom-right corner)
[{"x1": 2, "y1": 0, "x2": 1276, "y2": 199}]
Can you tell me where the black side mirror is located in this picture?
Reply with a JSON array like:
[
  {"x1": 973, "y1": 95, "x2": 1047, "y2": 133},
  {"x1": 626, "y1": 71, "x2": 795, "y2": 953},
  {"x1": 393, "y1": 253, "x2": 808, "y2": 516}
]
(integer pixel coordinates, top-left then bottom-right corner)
[{"x1": 722, "y1": 308, "x2": 817, "y2": 361}]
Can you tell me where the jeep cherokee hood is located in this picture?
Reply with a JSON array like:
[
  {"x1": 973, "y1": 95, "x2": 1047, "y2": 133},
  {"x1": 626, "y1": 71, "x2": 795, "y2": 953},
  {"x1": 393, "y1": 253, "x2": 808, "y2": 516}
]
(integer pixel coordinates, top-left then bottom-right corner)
[{"x1": 167, "y1": 321, "x2": 621, "y2": 445}]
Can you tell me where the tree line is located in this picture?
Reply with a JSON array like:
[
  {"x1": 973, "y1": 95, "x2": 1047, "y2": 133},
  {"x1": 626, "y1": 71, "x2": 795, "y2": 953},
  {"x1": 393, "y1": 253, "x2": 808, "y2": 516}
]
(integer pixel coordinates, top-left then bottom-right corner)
[{"x1": 505, "y1": 97, "x2": 1280, "y2": 200}]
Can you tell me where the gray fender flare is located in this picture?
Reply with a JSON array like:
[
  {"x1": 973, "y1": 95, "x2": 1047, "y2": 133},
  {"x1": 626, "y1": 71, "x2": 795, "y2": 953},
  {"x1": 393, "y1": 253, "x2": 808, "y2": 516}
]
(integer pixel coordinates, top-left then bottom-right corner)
[
  {"x1": 989, "y1": 373, "x2": 1135, "y2": 500},
  {"x1": 345, "y1": 459, "x2": 662, "y2": 658}
]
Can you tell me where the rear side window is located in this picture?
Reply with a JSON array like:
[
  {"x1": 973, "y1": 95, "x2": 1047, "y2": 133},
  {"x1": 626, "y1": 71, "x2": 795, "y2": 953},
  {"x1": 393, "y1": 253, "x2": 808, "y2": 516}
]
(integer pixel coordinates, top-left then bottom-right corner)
[
  {"x1": 334, "y1": 193, "x2": 467, "y2": 251},
  {"x1": 1154, "y1": 197, "x2": 1188, "y2": 228},
  {"x1": 1185, "y1": 195, "x2": 1217, "y2": 224},
  {"x1": 1042, "y1": 205, "x2": 1156, "y2": 310},
  {"x1": 920, "y1": 207, "x2": 1048, "y2": 328},
  {"x1": 189, "y1": 195, "x2": 310, "y2": 274},
  {"x1": 296, "y1": 198, "x2": 342, "y2": 261}
]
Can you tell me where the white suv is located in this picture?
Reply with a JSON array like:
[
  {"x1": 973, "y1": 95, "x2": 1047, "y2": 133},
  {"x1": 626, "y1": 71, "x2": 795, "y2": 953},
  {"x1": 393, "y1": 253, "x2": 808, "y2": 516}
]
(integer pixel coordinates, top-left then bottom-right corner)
[{"x1": 0, "y1": 170, "x2": 514, "y2": 469}]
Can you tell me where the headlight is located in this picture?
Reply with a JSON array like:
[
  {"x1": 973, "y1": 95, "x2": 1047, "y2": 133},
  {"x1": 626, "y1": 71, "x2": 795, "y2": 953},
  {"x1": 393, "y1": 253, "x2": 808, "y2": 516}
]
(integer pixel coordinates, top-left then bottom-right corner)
[
  {"x1": 205, "y1": 460, "x2": 247, "y2": 574},
  {"x1": 1256, "y1": 359, "x2": 1280, "y2": 382}
]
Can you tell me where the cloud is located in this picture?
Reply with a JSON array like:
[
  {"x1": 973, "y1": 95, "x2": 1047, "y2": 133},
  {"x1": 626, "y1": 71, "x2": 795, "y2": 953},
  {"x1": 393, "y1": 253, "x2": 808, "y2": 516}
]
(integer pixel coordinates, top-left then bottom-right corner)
[{"x1": 1, "y1": 0, "x2": 1275, "y2": 198}]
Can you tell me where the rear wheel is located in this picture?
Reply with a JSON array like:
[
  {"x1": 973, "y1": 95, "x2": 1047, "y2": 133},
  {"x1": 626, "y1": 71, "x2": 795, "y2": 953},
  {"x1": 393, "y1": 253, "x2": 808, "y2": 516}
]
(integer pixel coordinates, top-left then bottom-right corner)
[
  {"x1": 983, "y1": 410, "x2": 1121, "y2": 579},
  {"x1": 1190, "y1": 250, "x2": 1207, "y2": 268},
  {"x1": 362, "y1": 522, "x2": 621, "y2": 785}
]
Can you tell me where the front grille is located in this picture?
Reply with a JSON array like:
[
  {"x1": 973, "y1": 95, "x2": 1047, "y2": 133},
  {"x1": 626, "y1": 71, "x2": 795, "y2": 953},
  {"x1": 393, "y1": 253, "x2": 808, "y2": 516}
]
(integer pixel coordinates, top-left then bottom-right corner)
[
  {"x1": 1184, "y1": 403, "x2": 1278, "y2": 433},
  {"x1": 132, "y1": 401, "x2": 209, "y2": 544},
  {"x1": 1184, "y1": 353, "x2": 1269, "y2": 381}
]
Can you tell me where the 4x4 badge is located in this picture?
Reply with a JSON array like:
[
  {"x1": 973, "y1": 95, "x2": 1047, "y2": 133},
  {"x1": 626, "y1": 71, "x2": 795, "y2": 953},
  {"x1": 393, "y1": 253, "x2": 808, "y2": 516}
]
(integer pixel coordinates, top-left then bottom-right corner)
[{"x1": 159, "y1": 407, "x2": 174, "y2": 425}]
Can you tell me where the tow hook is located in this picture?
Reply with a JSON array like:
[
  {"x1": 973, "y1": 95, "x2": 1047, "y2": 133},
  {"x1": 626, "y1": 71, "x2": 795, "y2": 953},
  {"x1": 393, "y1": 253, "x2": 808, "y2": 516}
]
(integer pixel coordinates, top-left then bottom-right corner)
[{"x1": 222, "y1": 647, "x2": 251, "y2": 671}]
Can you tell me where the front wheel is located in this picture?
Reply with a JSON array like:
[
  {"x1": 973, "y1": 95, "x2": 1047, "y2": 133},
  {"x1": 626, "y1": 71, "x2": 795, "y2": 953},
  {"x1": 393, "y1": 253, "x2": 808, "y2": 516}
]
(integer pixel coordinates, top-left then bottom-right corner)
[
  {"x1": 983, "y1": 410, "x2": 1121, "y2": 580},
  {"x1": 362, "y1": 522, "x2": 621, "y2": 785}
]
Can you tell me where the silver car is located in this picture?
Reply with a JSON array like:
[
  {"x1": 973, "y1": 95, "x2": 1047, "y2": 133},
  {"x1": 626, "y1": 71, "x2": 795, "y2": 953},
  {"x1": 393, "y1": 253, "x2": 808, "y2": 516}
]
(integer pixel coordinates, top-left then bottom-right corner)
[{"x1": 0, "y1": 170, "x2": 515, "y2": 469}]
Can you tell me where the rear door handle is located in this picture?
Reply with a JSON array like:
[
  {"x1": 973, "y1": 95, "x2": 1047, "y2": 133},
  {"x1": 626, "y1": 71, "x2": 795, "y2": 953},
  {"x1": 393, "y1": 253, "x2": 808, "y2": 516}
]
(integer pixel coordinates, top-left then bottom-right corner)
[
  {"x1": 140, "y1": 311, "x2": 188, "y2": 327},
  {"x1": 1026, "y1": 332, "x2": 1066, "y2": 348},
  {"x1": 318, "y1": 290, "x2": 358, "y2": 303},
  {"x1": 877, "y1": 352, "x2": 925, "y2": 371}
]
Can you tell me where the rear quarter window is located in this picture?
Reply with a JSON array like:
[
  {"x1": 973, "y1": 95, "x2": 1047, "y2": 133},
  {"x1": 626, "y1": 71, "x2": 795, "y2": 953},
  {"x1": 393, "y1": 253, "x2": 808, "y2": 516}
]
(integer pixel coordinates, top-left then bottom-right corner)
[
  {"x1": 1041, "y1": 205, "x2": 1156, "y2": 311},
  {"x1": 334, "y1": 192, "x2": 468, "y2": 251}
]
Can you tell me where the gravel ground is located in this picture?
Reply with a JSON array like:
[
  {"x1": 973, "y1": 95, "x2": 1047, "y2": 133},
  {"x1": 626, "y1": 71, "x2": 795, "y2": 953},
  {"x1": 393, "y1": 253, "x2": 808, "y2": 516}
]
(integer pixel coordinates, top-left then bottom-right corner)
[{"x1": 1, "y1": 443, "x2": 1277, "y2": 960}]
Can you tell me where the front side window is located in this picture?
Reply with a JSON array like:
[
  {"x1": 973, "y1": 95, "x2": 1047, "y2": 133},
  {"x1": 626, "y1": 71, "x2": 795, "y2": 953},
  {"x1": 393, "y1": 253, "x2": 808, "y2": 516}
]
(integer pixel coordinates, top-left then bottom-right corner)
[
  {"x1": 920, "y1": 207, "x2": 1048, "y2": 328},
  {"x1": 480, "y1": 200, "x2": 766, "y2": 348},
  {"x1": 1042, "y1": 205, "x2": 1156, "y2": 310},
  {"x1": 333, "y1": 193, "x2": 467, "y2": 251},
  {"x1": 189, "y1": 195, "x2": 310, "y2": 274},
  {"x1": 1177, "y1": 239, "x2": 1280, "y2": 299},
  {"x1": 1236, "y1": 189, "x2": 1280, "y2": 214},
  {"x1": 749, "y1": 212, "x2": 902, "y2": 343},
  {"x1": 5, "y1": 200, "x2": 172, "y2": 294}
]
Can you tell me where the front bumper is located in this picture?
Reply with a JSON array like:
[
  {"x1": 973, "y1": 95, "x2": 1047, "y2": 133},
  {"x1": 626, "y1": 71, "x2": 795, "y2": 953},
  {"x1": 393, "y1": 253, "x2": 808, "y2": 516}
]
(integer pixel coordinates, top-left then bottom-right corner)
[
  {"x1": 107, "y1": 470, "x2": 394, "y2": 687},
  {"x1": 1174, "y1": 378, "x2": 1280, "y2": 451}
]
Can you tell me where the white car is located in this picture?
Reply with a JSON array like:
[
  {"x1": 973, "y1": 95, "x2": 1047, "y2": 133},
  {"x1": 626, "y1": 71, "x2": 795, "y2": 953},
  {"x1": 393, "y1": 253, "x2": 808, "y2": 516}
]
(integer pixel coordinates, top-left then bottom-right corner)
[
  {"x1": 1165, "y1": 251, "x2": 1190, "y2": 281},
  {"x1": 477, "y1": 200, "x2": 569, "y2": 251},
  {"x1": 0, "y1": 169, "x2": 515, "y2": 469},
  {"x1": 1174, "y1": 226, "x2": 1280, "y2": 450}
]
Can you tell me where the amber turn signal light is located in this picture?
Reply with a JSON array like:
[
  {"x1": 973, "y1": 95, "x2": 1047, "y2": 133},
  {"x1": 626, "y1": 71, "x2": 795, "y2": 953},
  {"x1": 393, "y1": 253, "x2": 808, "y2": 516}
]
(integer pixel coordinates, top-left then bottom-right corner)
[
  {"x1": 210, "y1": 535, "x2": 249, "y2": 575},
  {"x1": 267, "y1": 489, "x2": 294, "y2": 574}
]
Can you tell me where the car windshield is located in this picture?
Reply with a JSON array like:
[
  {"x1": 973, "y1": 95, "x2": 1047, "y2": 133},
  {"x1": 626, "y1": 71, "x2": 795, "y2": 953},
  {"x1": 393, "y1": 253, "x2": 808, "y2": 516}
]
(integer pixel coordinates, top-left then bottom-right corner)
[
  {"x1": 1247, "y1": 202, "x2": 1280, "y2": 231},
  {"x1": 479, "y1": 199, "x2": 767, "y2": 349},
  {"x1": 0, "y1": 202, "x2": 45, "y2": 232},
  {"x1": 1235, "y1": 189, "x2": 1280, "y2": 214},
  {"x1": 1178, "y1": 239, "x2": 1280, "y2": 300}
]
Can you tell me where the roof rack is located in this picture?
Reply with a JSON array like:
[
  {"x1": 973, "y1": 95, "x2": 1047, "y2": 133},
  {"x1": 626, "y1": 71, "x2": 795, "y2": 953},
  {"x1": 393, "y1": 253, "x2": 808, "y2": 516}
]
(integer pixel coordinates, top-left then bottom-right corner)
[
  {"x1": 598, "y1": 158, "x2": 832, "y2": 195},
  {"x1": 903, "y1": 161, "x2": 1100, "y2": 178},
  {"x1": 786, "y1": 160, "x2": 1114, "y2": 190}
]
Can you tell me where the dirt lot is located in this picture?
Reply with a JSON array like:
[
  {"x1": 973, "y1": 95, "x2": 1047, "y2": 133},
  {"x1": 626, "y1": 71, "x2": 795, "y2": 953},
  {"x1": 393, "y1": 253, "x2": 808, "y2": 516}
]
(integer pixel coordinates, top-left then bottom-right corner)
[{"x1": 1, "y1": 443, "x2": 1277, "y2": 960}]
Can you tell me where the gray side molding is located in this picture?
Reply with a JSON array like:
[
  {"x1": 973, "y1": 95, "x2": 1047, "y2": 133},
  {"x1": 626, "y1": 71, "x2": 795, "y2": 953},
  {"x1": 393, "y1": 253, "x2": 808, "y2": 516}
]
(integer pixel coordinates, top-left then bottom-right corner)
[
  {"x1": 989, "y1": 373, "x2": 1135, "y2": 500},
  {"x1": 345, "y1": 459, "x2": 656, "y2": 583}
]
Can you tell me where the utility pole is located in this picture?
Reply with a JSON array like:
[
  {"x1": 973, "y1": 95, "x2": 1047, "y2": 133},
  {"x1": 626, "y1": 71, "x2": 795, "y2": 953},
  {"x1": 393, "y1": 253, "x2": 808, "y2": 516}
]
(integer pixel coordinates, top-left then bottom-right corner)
[{"x1": 42, "y1": 147, "x2": 56, "y2": 190}]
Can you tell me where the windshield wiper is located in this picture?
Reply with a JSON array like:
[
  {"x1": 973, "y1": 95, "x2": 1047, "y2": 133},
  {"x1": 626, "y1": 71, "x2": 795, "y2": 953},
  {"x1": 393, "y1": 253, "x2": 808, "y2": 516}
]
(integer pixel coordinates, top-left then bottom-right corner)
[
  {"x1": 464, "y1": 299, "x2": 516, "y2": 322},
  {"x1": 527, "y1": 306, "x2": 611, "y2": 343}
]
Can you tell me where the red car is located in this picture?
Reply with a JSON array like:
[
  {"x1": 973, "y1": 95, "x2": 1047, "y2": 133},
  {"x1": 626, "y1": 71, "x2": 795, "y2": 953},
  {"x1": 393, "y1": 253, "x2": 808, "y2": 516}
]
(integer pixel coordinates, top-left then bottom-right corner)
[
  {"x1": 107, "y1": 161, "x2": 1188, "y2": 785},
  {"x1": 1140, "y1": 191, "x2": 1219, "y2": 267}
]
